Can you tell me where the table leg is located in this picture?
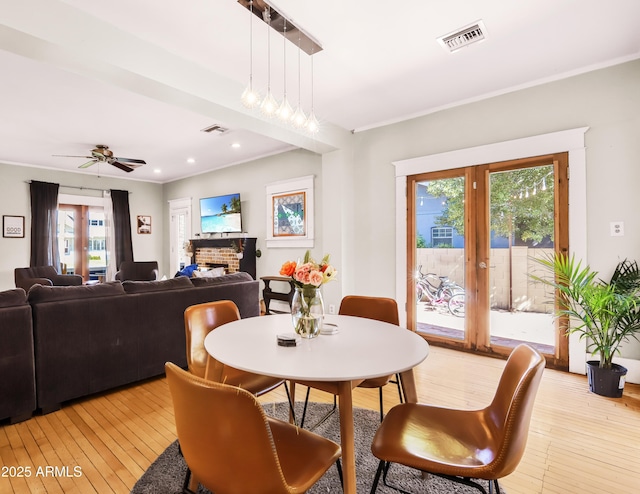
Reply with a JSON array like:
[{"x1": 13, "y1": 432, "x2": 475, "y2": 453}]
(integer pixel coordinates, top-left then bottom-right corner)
[
  {"x1": 399, "y1": 368, "x2": 419, "y2": 403},
  {"x1": 337, "y1": 380, "x2": 356, "y2": 494}
]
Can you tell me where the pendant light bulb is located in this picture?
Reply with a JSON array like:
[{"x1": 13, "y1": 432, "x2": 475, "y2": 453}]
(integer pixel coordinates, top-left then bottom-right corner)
[
  {"x1": 241, "y1": 2, "x2": 261, "y2": 109},
  {"x1": 261, "y1": 7, "x2": 279, "y2": 117},
  {"x1": 261, "y1": 91, "x2": 279, "y2": 117},
  {"x1": 306, "y1": 111, "x2": 320, "y2": 134},
  {"x1": 278, "y1": 98, "x2": 293, "y2": 121},
  {"x1": 292, "y1": 106, "x2": 307, "y2": 128},
  {"x1": 241, "y1": 84, "x2": 260, "y2": 109}
]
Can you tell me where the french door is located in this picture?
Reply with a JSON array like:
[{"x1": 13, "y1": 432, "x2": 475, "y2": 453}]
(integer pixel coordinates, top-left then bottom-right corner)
[
  {"x1": 58, "y1": 204, "x2": 106, "y2": 282},
  {"x1": 408, "y1": 153, "x2": 569, "y2": 367}
]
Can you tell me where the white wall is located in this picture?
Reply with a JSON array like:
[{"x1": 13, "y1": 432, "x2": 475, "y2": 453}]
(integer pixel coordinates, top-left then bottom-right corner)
[
  {"x1": 162, "y1": 148, "x2": 326, "y2": 303},
  {"x1": 349, "y1": 59, "x2": 640, "y2": 373},
  {"x1": 0, "y1": 163, "x2": 165, "y2": 289}
]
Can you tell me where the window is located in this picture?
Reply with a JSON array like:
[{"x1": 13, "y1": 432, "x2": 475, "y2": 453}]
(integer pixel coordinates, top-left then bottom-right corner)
[{"x1": 431, "y1": 226, "x2": 453, "y2": 246}]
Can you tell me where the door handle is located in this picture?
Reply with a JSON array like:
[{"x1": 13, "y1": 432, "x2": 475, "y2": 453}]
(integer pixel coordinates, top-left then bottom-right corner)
[{"x1": 479, "y1": 262, "x2": 487, "y2": 269}]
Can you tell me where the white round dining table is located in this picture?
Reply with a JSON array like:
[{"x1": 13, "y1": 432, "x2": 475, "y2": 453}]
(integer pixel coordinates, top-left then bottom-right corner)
[{"x1": 204, "y1": 313, "x2": 430, "y2": 494}]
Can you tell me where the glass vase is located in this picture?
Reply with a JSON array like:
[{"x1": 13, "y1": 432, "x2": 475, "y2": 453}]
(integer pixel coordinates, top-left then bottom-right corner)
[{"x1": 291, "y1": 286, "x2": 324, "y2": 338}]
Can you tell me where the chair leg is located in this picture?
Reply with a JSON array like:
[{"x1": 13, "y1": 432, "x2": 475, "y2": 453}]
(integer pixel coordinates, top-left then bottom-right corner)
[
  {"x1": 373, "y1": 462, "x2": 491, "y2": 494},
  {"x1": 300, "y1": 386, "x2": 312, "y2": 428},
  {"x1": 381, "y1": 462, "x2": 413, "y2": 494},
  {"x1": 335, "y1": 458, "x2": 344, "y2": 491},
  {"x1": 430, "y1": 474, "x2": 489, "y2": 494},
  {"x1": 490, "y1": 479, "x2": 501, "y2": 494},
  {"x1": 178, "y1": 443, "x2": 194, "y2": 494},
  {"x1": 395, "y1": 373, "x2": 404, "y2": 403},
  {"x1": 300, "y1": 386, "x2": 337, "y2": 430},
  {"x1": 283, "y1": 381, "x2": 297, "y2": 425},
  {"x1": 378, "y1": 387, "x2": 384, "y2": 422},
  {"x1": 370, "y1": 460, "x2": 385, "y2": 494}
]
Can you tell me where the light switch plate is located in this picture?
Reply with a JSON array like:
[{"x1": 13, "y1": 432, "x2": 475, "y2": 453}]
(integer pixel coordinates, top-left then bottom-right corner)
[{"x1": 610, "y1": 221, "x2": 624, "y2": 236}]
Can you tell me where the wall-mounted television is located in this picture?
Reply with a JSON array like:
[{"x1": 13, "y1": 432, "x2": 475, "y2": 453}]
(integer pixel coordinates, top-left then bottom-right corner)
[{"x1": 200, "y1": 193, "x2": 242, "y2": 234}]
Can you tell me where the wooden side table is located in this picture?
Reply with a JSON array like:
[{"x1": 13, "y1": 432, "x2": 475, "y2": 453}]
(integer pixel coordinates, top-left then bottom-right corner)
[{"x1": 260, "y1": 276, "x2": 295, "y2": 315}]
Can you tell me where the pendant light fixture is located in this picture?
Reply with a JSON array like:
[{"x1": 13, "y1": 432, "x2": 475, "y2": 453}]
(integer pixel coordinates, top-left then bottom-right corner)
[
  {"x1": 260, "y1": 6, "x2": 279, "y2": 117},
  {"x1": 241, "y1": 1, "x2": 261, "y2": 108},
  {"x1": 238, "y1": 1, "x2": 321, "y2": 132},
  {"x1": 277, "y1": 19, "x2": 293, "y2": 122},
  {"x1": 291, "y1": 32, "x2": 307, "y2": 128}
]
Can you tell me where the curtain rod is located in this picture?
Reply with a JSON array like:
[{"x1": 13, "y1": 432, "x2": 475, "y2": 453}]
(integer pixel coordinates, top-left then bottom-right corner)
[{"x1": 24, "y1": 181, "x2": 131, "y2": 194}]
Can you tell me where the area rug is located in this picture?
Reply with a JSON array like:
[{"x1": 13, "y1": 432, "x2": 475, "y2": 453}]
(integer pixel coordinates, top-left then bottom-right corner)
[{"x1": 132, "y1": 402, "x2": 498, "y2": 493}]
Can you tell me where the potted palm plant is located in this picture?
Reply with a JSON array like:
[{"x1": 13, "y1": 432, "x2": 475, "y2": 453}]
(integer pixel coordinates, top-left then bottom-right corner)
[{"x1": 532, "y1": 253, "x2": 640, "y2": 397}]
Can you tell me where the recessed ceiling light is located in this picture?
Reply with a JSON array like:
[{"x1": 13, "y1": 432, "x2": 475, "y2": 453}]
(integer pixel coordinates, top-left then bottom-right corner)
[
  {"x1": 231, "y1": 143, "x2": 241, "y2": 149},
  {"x1": 187, "y1": 158, "x2": 196, "y2": 164},
  {"x1": 153, "y1": 169, "x2": 161, "y2": 174}
]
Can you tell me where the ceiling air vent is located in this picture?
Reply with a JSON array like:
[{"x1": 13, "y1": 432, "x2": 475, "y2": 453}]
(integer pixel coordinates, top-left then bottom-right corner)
[
  {"x1": 437, "y1": 20, "x2": 487, "y2": 53},
  {"x1": 200, "y1": 124, "x2": 229, "y2": 134}
]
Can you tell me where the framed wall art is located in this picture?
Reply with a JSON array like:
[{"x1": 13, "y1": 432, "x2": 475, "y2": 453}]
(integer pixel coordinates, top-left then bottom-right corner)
[
  {"x1": 3, "y1": 215, "x2": 25, "y2": 238},
  {"x1": 266, "y1": 175, "x2": 314, "y2": 248},
  {"x1": 272, "y1": 191, "x2": 306, "y2": 237},
  {"x1": 137, "y1": 215, "x2": 152, "y2": 234}
]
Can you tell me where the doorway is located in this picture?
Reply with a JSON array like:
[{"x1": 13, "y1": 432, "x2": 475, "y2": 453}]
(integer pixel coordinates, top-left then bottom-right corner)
[
  {"x1": 407, "y1": 153, "x2": 569, "y2": 367},
  {"x1": 169, "y1": 198, "x2": 192, "y2": 277}
]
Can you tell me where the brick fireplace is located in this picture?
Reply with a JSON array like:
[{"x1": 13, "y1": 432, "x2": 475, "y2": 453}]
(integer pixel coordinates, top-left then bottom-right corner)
[
  {"x1": 195, "y1": 246, "x2": 240, "y2": 273},
  {"x1": 189, "y1": 237, "x2": 257, "y2": 279}
]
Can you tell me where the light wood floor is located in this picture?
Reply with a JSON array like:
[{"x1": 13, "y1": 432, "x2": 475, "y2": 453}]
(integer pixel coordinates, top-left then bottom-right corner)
[{"x1": 1, "y1": 346, "x2": 639, "y2": 494}]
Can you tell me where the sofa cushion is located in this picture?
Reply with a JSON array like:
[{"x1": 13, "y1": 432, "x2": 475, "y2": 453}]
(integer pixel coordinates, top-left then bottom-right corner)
[
  {"x1": 28, "y1": 282, "x2": 125, "y2": 303},
  {"x1": 122, "y1": 276, "x2": 193, "y2": 294},
  {"x1": 190, "y1": 271, "x2": 252, "y2": 287},
  {"x1": 0, "y1": 288, "x2": 27, "y2": 308}
]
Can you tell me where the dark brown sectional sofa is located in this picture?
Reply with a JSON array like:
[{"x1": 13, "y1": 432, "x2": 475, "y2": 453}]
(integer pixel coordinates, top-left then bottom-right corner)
[
  {"x1": 0, "y1": 272, "x2": 259, "y2": 422},
  {"x1": 0, "y1": 288, "x2": 36, "y2": 424}
]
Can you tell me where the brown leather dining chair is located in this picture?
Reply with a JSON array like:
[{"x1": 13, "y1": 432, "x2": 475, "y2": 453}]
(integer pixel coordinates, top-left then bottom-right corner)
[
  {"x1": 183, "y1": 300, "x2": 295, "y2": 490},
  {"x1": 165, "y1": 362, "x2": 343, "y2": 494},
  {"x1": 184, "y1": 299, "x2": 285, "y2": 394},
  {"x1": 370, "y1": 343, "x2": 545, "y2": 494},
  {"x1": 297, "y1": 295, "x2": 404, "y2": 427}
]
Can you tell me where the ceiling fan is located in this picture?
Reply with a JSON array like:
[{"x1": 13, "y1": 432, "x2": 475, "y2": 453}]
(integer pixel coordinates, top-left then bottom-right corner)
[{"x1": 54, "y1": 145, "x2": 146, "y2": 173}]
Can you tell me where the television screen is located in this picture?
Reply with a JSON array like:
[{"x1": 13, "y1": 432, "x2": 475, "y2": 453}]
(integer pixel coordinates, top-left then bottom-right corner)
[{"x1": 200, "y1": 193, "x2": 242, "y2": 234}]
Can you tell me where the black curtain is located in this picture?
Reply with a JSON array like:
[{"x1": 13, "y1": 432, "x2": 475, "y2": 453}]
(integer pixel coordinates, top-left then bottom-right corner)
[
  {"x1": 111, "y1": 189, "x2": 134, "y2": 269},
  {"x1": 29, "y1": 181, "x2": 60, "y2": 269}
]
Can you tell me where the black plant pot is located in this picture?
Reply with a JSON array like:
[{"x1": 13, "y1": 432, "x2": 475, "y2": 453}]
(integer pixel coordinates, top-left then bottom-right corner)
[{"x1": 586, "y1": 361, "x2": 627, "y2": 398}]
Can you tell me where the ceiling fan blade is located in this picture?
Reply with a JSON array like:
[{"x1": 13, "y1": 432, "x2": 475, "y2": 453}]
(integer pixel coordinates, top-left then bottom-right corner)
[
  {"x1": 113, "y1": 157, "x2": 146, "y2": 164},
  {"x1": 109, "y1": 160, "x2": 136, "y2": 173},
  {"x1": 78, "y1": 160, "x2": 98, "y2": 169},
  {"x1": 53, "y1": 154, "x2": 93, "y2": 159}
]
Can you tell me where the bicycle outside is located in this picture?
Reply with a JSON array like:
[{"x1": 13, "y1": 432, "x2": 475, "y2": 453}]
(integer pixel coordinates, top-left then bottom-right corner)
[{"x1": 415, "y1": 265, "x2": 465, "y2": 317}]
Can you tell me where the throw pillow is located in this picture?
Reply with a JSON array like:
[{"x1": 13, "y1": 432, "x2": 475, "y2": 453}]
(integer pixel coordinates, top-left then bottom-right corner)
[
  {"x1": 177, "y1": 264, "x2": 198, "y2": 277},
  {"x1": 192, "y1": 267, "x2": 226, "y2": 278}
]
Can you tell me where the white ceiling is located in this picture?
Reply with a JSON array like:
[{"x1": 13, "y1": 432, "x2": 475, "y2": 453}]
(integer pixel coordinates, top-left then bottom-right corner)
[{"x1": 1, "y1": 0, "x2": 639, "y2": 183}]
